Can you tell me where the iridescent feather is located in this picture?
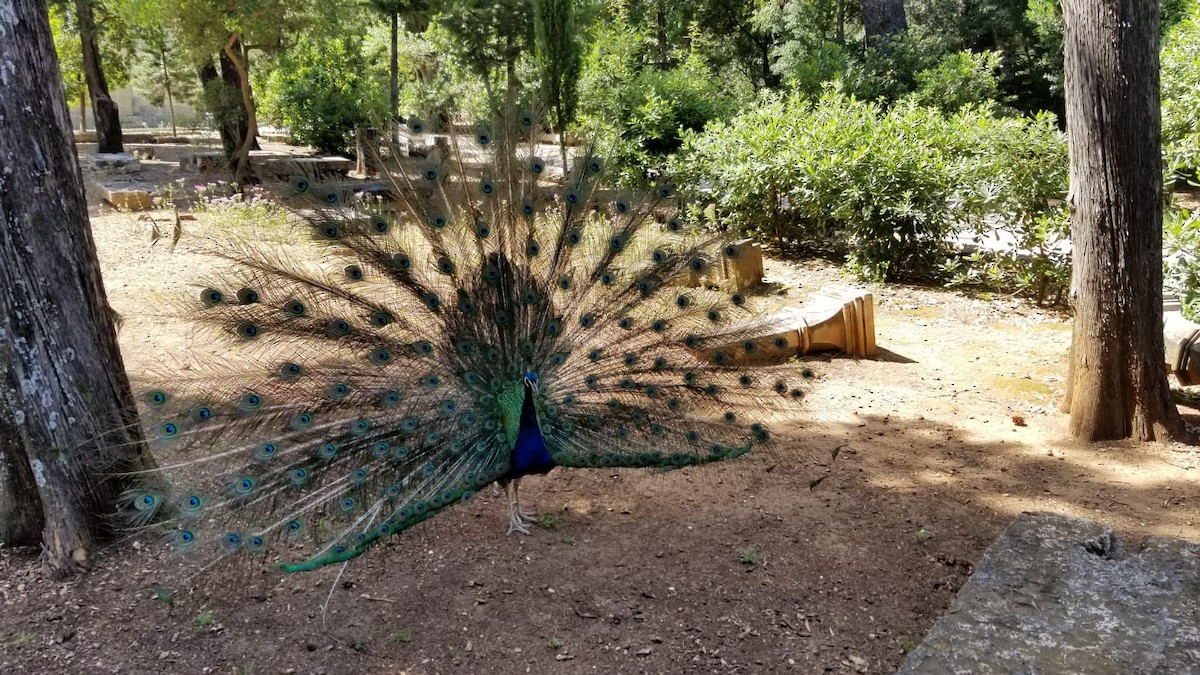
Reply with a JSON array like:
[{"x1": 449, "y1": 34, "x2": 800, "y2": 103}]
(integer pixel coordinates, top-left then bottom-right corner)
[{"x1": 125, "y1": 110, "x2": 811, "y2": 572}]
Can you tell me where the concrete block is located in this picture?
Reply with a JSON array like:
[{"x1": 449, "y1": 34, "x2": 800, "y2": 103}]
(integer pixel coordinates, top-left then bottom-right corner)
[
  {"x1": 88, "y1": 152, "x2": 141, "y2": 172},
  {"x1": 98, "y1": 180, "x2": 156, "y2": 211},
  {"x1": 899, "y1": 512, "x2": 1200, "y2": 675}
]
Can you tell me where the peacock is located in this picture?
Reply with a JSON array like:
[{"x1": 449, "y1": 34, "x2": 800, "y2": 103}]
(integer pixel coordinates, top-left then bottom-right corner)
[{"x1": 127, "y1": 111, "x2": 810, "y2": 574}]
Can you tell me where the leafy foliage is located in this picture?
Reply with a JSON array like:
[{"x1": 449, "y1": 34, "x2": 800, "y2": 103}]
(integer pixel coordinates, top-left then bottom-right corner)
[
  {"x1": 1163, "y1": 2, "x2": 1200, "y2": 181},
  {"x1": 258, "y1": 36, "x2": 386, "y2": 154},
  {"x1": 49, "y1": 1, "x2": 133, "y2": 114},
  {"x1": 909, "y1": 50, "x2": 1003, "y2": 113},
  {"x1": 578, "y1": 18, "x2": 736, "y2": 184},
  {"x1": 674, "y1": 90, "x2": 1068, "y2": 290},
  {"x1": 1164, "y1": 207, "x2": 1200, "y2": 320}
]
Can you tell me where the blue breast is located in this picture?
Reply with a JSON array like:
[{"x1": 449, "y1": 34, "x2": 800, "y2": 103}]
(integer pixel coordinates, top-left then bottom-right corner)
[{"x1": 510, "y1": 388, "x2": 554, "y2": 477}]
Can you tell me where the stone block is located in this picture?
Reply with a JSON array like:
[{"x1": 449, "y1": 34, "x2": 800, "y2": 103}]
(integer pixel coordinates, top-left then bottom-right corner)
[
  {"x1": 98, "y1": 181, "x2": 156, "y2": 211},
  {"x1": 261, "y1": 156, "x2": 352, "y2": 178},
  {"x1": 899, "y1": 512, "x2": 1200, "y2": 675},
  {"x1": 720, "y1": 239, "x2": 765, "y2": 290},
  {"x1": 88, "y1": 152, "x2": 141, "y2": 172},
  {"x1": 180, "y1": 151, "x2": 225, "y2": 172}
]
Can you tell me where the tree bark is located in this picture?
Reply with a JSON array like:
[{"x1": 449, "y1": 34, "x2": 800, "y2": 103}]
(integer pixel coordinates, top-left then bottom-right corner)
[
  {"x1": 0, "y1": 0, "x2": 155, "y2": 577},
  {"x1": 0, "y1": 416, "x2": 43, "y2": 547},
  {"x1": 74, "y1": 0, "x2": 123, "y2": 153},
  {"x1": 78, "y1": 75, "x2": 87, "y2": 133},
  {"x1": 860, "y1": 0, "x2": 907, "y2": 42},
  {"x1": 1061, "y1": 0, "x2": 1186, "y2": 442},
  {"x1": 159, "y1": 47, "x2": 178, "y2": 138},
  {"x1": 837, "y1": 0, "x2": 846, "y2": 45},
  {"x1": 223, "y1": 34, "x2": 260, "y2": 184}
]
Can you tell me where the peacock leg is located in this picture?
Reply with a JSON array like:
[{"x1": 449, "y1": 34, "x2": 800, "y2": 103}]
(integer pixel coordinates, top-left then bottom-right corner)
[
  {"x1": 505, "y1": 480, "x2": 531, "y2": 536},
  {"x1": 513, "y1": 480, "x2": 536, "y2": 521}
]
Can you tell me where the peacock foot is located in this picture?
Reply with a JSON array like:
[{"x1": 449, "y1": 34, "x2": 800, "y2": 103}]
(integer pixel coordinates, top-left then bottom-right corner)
[{"x1": 507, "y1": 509, "x2": 532, "y2": 536}]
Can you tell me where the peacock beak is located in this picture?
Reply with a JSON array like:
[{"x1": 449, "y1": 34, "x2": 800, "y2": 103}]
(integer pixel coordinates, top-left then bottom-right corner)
[{"x1": 523, "y1": 372, "x2": 539, "y2": 395}]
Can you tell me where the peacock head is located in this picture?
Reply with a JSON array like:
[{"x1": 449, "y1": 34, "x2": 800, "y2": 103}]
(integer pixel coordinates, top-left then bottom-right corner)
[{"x1": 523, "y1": 371, "x2": 539, "y2": 394}]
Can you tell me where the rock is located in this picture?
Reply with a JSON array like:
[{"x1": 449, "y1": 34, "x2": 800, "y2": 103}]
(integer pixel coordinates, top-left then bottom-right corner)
[
  {"x1": 180, "y1": 151, "x2": 225, "y2": 172},
  {"x1": 899, "y1": 511, "x2": 1200, "y2": 675},
  {"x1": 97, "y1": 181, "x2": 156, "y2": 211},
  {"x1": 88, "y1": 153, "x2": 140, "y2": 173},
  {"x1": 261, "y1": 156, "x2": 352, "y2": 179}
]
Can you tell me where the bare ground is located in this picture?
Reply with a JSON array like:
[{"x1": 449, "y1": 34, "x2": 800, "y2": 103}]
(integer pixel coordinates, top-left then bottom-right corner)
[{"x1": 1, "y1": 155, "x2": 1198, "y2": 674}]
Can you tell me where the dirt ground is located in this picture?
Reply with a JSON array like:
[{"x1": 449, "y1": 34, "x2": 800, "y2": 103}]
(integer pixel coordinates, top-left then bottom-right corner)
[{"x1": 1, "y1": 153, "x2": 1198, "y2": 674}]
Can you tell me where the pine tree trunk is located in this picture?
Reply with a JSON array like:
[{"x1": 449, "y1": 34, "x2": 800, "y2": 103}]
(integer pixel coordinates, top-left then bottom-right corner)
[
  {"x1": 1062, "y1": 0, "x2": 1186, "y2": 442},
  {"x1": 74, "y1": 0, "x2": 123, "y2": 153},
  {"x1": 860, "y1": 0, "x2": 907, "y2": 42},
  {"x1": 0, "y1": 0, "x2": 155, "y2": 577}
]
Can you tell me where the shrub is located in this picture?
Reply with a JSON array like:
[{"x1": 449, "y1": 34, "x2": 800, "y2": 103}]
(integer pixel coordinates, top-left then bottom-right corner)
[
  {"x1": 674, "y1": 91, "x2": 961, "y2": 280},
  {"x1": 1164, "y1": 207, "x2": 1200, "y2": 320},
  {"x1": 908, "y1": 50, "x2": 1003, "y2": 113},
  {"x1": 840, "y1": 33, "x2": 946, "y2": 106},
  {"x1": 943, "y1": 108, "x2": 1070, "y2": 302},
  {"x1": 577, "y1": 20, "x2": 736, "y2": 184},
  {"x1": 1163, "y1": 2, "x2": 1200, "y2": 181},
  {"x1": 259, "y1": 36, "x2": 386, "y2": 155},
  {"x1": 673, "y1": 90, "x2": 1069, "y2": 290}
]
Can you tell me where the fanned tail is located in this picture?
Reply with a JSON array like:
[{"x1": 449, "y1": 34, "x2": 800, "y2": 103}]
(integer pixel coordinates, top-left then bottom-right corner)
[{"x1": 124, "y1": 109, "x2": 810, "y2": 573}]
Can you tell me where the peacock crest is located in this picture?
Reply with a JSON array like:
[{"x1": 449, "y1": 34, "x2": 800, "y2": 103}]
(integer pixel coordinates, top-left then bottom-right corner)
[{"x1": 127, "y1": 110, "x2": 809, "y2": 573}]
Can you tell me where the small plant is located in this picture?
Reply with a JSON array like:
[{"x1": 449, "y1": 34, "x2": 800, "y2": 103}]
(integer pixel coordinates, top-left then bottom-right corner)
[
  {"x1": 738, "y1": 548, "x2": 758, "y2": 565},
  {"x1": 351, "y1": 641, "x2": 367, "y2": 653},
  {"x1": 7, "y1": 632, "x2": 36, "y2": 648},
  {"x1": 234, "y1": 666, "x2": 257, "y2": 675},
  {"x1": 148, "y1": 587, "x2": 175, "y2": 608},
  {"x1": 191, "y1": 611, "x2": 214, "y2": 632},
  {"x1": 536, "y1": 513, "x2": 559, "y2": 530},
  {"x1": 899, "y1": 638, "x2": 917, "y2": 655},
  {"x1": 560, "y1": 534, "x2": 576, "y2": 545},
  {"x1": 914, "y1": 529, "x2": 935, "y2": 543},
  {"x1": 547, "y1": 636, "x2": 565, "y2": 649},
  {"x1": 390, "y1": 629, "x2": 414, "y2": 644}
]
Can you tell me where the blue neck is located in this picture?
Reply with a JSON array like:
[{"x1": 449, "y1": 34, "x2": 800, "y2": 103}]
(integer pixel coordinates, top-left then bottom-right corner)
[{"x1": 510, "y1": 386, "x2": 554, "y2": 477}]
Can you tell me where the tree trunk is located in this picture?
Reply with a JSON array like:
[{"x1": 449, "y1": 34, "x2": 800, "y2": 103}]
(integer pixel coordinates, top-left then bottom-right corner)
[
  {"x1": 0, "y1": 417, "x2": 43, "y2": 547},
  {"x1": 78, "y1": 74, "x2": 87, "y2": 133},
  {"x1": 1061, "y1": 0, "x2": 1186, "y2": 442},
  {"x1": 160, "y1": 47, "x2": 178, "y2": 138},
  {"x1": 223, "y1": 34, "x2": 260, "y2": 184},
  {"x1": 860, "y1": 0, "x2": 907, "y2": 42},
  {"x1": 390, "y1": 12, "x2": 399, "y2": 123},
  {"x1": 0, "y1": 0, "x2": 156, "y2": 577},
  {"x1": 837, "y1": 0, "x2": 846, "y2": 45},
  {"x1": 74, "y1": 0, "x2": 123, "y2": 153},
  {"x1": 198, "y1": 60, "x2": 235, "y2": 158}
]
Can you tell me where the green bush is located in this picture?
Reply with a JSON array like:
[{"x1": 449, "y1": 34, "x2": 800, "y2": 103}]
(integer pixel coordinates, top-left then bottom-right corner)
[
  {"x1": 908, "y1": 50, "x2": 1003, "y2": 113},
  {"x1": 1164, "y1": 207, "x2": 1200, "y2": 320},
  {"x1": 840, "y1": 33, "x2": 946, "y2": 106},
  {"x1": 943, "y1": 108, "x2": 1070, "y2": 302},
  {"x1": 675, "y1": 91, "x2": 961, "y2": 280},
  {"x1": 673, "y1": 90, "x2": 1069, "y2": 289},
  {"x1": 1163, "y1": 2, "x2": 1200, "y2": 181},
  {"x1": 259, "y1": 36, "x2": 386, "y2": 155},
  {"x1": 577, "y1": 19, "x2": 736, "y2": 184}
]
